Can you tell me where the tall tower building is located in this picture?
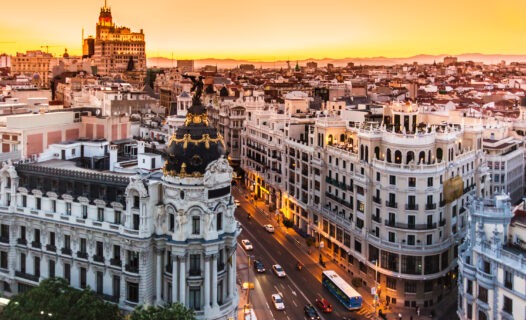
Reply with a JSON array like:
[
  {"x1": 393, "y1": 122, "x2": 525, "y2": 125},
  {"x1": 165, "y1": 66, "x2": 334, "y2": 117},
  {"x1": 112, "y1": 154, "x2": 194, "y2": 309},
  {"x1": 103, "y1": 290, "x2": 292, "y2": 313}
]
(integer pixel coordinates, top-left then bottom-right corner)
[{"x1": 90, "y1": 1, "x2": 146, "y2": 75}]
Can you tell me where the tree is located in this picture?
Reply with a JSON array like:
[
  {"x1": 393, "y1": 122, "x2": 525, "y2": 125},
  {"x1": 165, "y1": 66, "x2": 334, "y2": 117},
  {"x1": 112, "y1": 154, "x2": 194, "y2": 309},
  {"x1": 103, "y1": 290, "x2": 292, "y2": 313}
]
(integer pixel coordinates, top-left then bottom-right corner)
[
  {"x1": 2, "y1": 278, "x2": 122, "y2": 320},
  {"x1": 130, "y1": 302, "x2": 196, "y2": 320}
]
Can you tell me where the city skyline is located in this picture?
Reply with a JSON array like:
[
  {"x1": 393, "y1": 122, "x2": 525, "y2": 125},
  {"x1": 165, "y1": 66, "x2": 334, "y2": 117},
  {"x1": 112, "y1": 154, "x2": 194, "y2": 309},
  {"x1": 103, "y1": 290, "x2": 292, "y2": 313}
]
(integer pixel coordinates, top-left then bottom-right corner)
[{"x1": 0, "y1": 0, "x2": 525, "y2": 61}]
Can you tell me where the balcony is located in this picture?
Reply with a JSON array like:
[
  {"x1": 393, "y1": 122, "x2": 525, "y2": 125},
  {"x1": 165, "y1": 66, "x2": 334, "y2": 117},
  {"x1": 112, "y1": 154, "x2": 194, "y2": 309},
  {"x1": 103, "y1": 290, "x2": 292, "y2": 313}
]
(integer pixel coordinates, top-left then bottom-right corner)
[
  {"x1": 372, "y1": 215, "x2": 381, "y2": 223},
  {"x1": 425, "y1": 203, "x2": 437, "y2": 210},
  {"x1": 110, "y1": 258, "x2": 122, "y2": 267},
  {"x1": 165, "y1": 264, "x2": 173, "y2": 273},
  {"x1": 0, "y1": 236, "x2": 9, "y2": 244},
  {"x1": 77, "y1": 251, "x2": 89, "y2": 259},
  {"x1": 125, "y1": 264, "x2": 139, "y2": 273},
  {"x1": 385, "y1": 201, "x2": 398, "y2": 209},
  {"x1": 16, "y1": 238, "x2": 27, "y2": 246},
  {"x1": 384, "y1": 220, "x2": 437, "y2": 230},
  {"x1": 372, "y1": 196, "x2": 381, "y2": 204},
  {"x1": 405, "y1": 204, "x2": 419, "y2": 211},
  {"x1": 45, "y1": 244, "x2": 56, "y2": 252},
  {"x1": 217, "y1": 262, "x2": 226, "y2": 272},
  {"x1": 189, "y1": 269, "x2": 201, "y2": 277},
  {"x1": 61, "y1": 248, "x2": 72, "y2": 255},
  {"x1": 439, "y1": 219, "x2": 446, "y2": 227},
  {"x1": 15, "y1": 270, "x2": 39, "y2": 282},
  {"x1": 31, "y1": 241, "x2": 42, "y2": 249},
  {"x1": 93, "y1": 255, "x2": 105, "y2": 263}
]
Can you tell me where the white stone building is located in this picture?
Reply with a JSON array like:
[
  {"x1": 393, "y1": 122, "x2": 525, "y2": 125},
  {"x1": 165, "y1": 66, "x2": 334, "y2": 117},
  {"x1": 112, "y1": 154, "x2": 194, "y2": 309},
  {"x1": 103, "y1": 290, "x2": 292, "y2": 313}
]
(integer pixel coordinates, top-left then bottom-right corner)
[
  {"x1": 457, "y1": 194, "x2": 526, "y2": 320},
  {"x1": 0, "y1": 102, "x2": 240, "y2": 319}
]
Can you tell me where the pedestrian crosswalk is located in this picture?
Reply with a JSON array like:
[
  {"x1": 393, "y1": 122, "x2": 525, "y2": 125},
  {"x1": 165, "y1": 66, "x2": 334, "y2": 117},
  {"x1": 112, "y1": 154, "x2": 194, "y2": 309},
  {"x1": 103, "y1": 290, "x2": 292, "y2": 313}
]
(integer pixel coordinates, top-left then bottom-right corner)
[{"x1": 356, "y1": 307, "x2": 377, "y2": 319}]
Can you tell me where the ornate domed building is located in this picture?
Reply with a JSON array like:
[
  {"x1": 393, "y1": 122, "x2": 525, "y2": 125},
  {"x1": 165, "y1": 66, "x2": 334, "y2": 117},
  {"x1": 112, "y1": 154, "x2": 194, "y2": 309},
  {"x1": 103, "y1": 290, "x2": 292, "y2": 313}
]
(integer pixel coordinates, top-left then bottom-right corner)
[{"x1": 156, "y1": 75, "x2": 240, "y2": 318}]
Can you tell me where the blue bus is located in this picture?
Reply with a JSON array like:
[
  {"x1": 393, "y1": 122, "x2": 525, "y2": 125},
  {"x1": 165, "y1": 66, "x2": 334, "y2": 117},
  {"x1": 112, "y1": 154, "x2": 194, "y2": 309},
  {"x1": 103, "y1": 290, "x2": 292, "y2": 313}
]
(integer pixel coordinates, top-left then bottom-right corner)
[{"x1": 322, "y1": 270, "x2": 362, "y2": 310}]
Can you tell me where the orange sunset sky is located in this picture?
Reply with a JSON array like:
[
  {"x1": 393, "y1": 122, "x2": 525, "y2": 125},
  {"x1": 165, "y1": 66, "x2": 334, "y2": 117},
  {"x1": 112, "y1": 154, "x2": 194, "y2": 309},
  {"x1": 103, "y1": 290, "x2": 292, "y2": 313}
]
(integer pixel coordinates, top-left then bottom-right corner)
[{"x1": 0, "y1": 0, "x2": 525, "y2": 61}]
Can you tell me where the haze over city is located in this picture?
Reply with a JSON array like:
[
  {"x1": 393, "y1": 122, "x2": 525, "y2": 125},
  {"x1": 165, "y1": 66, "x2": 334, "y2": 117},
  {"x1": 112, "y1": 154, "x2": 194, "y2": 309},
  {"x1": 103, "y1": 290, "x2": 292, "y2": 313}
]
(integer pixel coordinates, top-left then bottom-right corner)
[{"x1": 1, "y1": 0, "x2": 525, "y2": 61}]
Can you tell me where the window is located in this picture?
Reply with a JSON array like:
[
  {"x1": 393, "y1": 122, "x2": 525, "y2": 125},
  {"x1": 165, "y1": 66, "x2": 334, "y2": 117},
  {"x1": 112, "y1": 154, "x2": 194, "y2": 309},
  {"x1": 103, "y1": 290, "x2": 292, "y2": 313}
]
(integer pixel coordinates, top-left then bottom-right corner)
[
  {"x1": 478, "y1": 286, "x2": 488, "y2": 303},
  {"x1": 405, "y1": 281, "x2": 416, "y2": 293},
  {"x1": 424, "y1": 280, "x2": 433, "y2": 292},
  {"x1": 466, "y1": 279, "x2": 472, "y2": 295},
  {"x1": 36, "y1": 197, "x2": 41, "y2": 210},
  {"x1": 113, "y1": 276, "x2": 120, "y2": 299},
  {"x1": 66, "y1": 202, "x2": 72, "y2": 215},
  {"x1": 504, "y1": 270, "x2": 513, "y2": 290},
  {"x1": 466, "y1": 303, "x2": 472, "y2": 319},
  {"x1": 356, "y1": 218, "x2": 364, "y2": 229},
  {"x1": 49, "y1": 232, "x2": 55, "y2": 246},
  {"x1": 51, "y1": 200, "x2": 56, "y2": 212},
  {"x1": 114, "y1": 210, "x2": 121, "y2": 224},
  {"x1": 64, "y1": 235, "x2": 71, "y2": 250},
  {"x1": 189, "y1": 286, "x2": 201, "y2": 310},
  {"x1": 97, "y1": 208, "x2": 104, "y2": 222},
  {"x1": 386, "y1": 277, "x2": 397, "y2": 290},
  {"x1": 408, "y1": 177, "x2": 416, "y2": 187},
  {"x1": 354, "y1": 240, "x2": 362, "y2": 253},
  {"x1": 96, "y1": 271, "x2": 103, "y2": 294},
  {"x1": 113, "y1": 245, "x2": 121, "y2": 260},
  {"x1": 80, "y1": 238, "x2": 87, "y2": 254},
  {"x1": 48, "y1": 260, "x2": 55, "y2": 278},
  {"x1": 81, "y1": 205, "x2": 87, "y2": 218},
  {"x1": 389, "y1": 175, "x2": 396, "y2": 185},
  {"x1": 503, "y1": 296, "x2": 512, "y2": 314},
  {"x1": 0, "y1": 224, "x2": 9, "y2": 243},
  {"x1": 133, "y1": 214, "x2": 140, "y2": 230},
  {"x1": 427, "y1": 177, "x2": 433, "y2": 187},
  {"x1": 190, "y1": 254, "x2": 200, "y2": 276},
  {"x1": 20, "y1": 253, "x2": 26, "y2": 273},
  {"x1": 127, "y1": 282, "x2": 139, "y2": 303},
  {"x1": 64, "y1": 263, "x2": 71, "y2": 284},
  {"x1": 22, "y1": 195, "x2": 27, "y2": 207},
  {"x1": 133, "y1": 196, "x2": 140, "y2": 208},
  {"x1": 0, "y1": 251, "x2": 8, "y2": 269},
  {"x1": 427, "y1": 234, "x2": 432, "y2": 245},
  {"x1": 20, "y1": 226, "x2": 26, "y2": 241},
  {"x1": 376, "y1": 172, "x2": 380, "y2": 181},
  {"x1": 216, "y1": 212, "x2": 222, "y2": 230},
  {"x1": 80, "y1": 267, "x2": 87, "y2": 288},
  {"x1": 192, "y1": 217, "x2": 200, "y2": 234}
]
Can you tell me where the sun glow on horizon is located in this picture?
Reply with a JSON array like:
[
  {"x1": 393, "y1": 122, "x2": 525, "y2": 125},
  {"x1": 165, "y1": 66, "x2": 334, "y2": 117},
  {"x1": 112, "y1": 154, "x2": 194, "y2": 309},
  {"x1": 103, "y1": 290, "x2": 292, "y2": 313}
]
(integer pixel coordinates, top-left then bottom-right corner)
[{"x1": 0, "y1": 0, "x2": 525, "y2": 61}]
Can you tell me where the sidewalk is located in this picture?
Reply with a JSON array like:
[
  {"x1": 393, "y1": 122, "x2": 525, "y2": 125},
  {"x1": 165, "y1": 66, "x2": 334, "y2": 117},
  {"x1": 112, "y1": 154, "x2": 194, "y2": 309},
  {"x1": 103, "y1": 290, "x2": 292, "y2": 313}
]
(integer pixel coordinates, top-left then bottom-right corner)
[
  {"x1": 235, "y1": 245, "x2": 266, "y2": 320},
  {"x1": 233, "y1": 183, "x2": 458, "y2": 320}
]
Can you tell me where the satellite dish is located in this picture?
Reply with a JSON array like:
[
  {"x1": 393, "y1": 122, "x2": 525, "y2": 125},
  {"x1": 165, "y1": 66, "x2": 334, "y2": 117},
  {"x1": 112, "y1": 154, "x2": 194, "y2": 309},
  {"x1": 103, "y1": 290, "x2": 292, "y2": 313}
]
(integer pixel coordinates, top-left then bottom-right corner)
[{"x1": 95, "y1": 109, "x2": 100, "y2": 116}]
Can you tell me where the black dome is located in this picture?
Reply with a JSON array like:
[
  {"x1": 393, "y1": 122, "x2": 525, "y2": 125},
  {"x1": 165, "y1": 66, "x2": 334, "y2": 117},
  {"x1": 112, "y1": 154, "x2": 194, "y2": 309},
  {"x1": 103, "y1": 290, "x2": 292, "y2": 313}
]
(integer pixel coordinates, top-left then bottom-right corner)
[{"x1": 163, "y1": 103, "x2": 225, "y2": 177}]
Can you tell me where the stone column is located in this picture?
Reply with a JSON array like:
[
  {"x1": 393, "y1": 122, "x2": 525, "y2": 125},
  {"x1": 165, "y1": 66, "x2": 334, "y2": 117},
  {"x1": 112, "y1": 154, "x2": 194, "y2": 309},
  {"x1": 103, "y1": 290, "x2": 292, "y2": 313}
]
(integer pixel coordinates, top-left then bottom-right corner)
[
  {"x1": 204, "y1": 255, "x2": 211, "y2": 310},
  {"x1": 228, "y1": 247, "x2": 236, "y2": 300},
  {"x1": 172, "y1": 255, "x2": 177, "y2": 303},
  {"x1": 178, "y1": 255, "x2": 186, "y2": 305},
  {"x1": 155, "y1": 249, "x2": 163, "y2": 305},
  {"x1": 211, "y1": 253, "x2": 218, "y2": 308}
]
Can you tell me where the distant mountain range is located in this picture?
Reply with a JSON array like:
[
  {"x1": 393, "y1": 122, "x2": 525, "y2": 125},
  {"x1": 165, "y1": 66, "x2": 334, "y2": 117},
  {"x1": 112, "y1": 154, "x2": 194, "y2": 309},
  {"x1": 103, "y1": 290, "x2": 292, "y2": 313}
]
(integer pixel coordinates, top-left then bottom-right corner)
[{"x1": 147, "y1": 53, "x2": 526, "y2": 69}]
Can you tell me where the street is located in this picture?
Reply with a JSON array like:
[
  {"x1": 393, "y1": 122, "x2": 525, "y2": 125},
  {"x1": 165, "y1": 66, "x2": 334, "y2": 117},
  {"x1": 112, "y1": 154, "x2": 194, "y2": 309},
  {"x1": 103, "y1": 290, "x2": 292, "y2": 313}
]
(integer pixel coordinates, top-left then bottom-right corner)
[{"x1": 234, "y1": 186, "x2": 380, "y2": 320}]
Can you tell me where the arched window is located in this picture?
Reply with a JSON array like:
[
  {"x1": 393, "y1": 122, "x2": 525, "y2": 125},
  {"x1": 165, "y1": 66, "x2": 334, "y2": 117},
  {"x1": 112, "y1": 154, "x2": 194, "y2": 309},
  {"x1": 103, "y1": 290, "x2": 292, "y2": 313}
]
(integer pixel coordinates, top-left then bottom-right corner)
[
  {"x1": 419, "y1": 151, "x2": 425, "y2": 164},
  {"x1": 348, "y1": 138, "x2": 354, "y2": 147},
  {"x1": 395, "y1": 150, "x2": 402, "y2": 164},
  {"x1": 406, "y1": 151, "x2": 415, "y2": 164},
  {"x1": 365, "y1": 146, "x2": 369, "y2": 163},
  {"x1": 328, "y1": 134, "x2": 334, "y2": 146},
  {"x1": 375, "y1": 147, "x2": 380, "y2": 160},
  {"x1": 436, "y1": 148, "x2": 443, "y2": 162},
  {"x1": 386, "y1": 148, "x2": 392, "y2": 163},
  {"x1": 340, "y1": 134, "x2": 346, "y2": 142}
]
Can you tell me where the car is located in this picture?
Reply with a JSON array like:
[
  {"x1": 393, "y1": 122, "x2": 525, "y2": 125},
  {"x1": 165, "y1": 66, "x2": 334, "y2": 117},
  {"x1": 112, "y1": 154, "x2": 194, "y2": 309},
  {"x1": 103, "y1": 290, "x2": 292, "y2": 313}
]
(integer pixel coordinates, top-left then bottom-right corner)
[
  {"x1": 253, "y1": 259, "x2": 265, "y2": 273},
  {"x1": 241, "y1": 239, "x2": 253, "y2": 251},
  {"x1": 304, "y1": 304, "x2": 321, "y2": 320},
  {"x1": 234, "y1": 200, "x2": 241, "y2": 207},
  {"x1": 315, "y1": 297, "x2": 333, "y2": 313},
  {"x1": 263, "y1": 224, "x2": 275, "y2": 233},
  {"x1": 272, "y1": 264, "x2": 286, "y2": 277},
  {"x1": 271, "y1": 293, "x2": 285, "y2": 310}
]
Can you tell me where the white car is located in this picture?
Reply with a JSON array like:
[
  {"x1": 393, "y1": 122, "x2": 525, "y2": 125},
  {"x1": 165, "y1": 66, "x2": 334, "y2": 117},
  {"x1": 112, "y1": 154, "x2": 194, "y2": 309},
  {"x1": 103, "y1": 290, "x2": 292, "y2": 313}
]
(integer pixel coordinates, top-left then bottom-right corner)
[
  {"x1": 272, "y1": 264, "x2": 286, "y2": 277},
  {"x1": 241, "y1": 239, "x2": 253, "y2": 251},
  {"x1": 234, "y1": 200, "x2": 241, "y2": 207},
  {"x1": 271, "y1": 293, "x2": 285, "y2": 310},
  {"x1": 263, "y1": 224, "x2": 275, "y2": 233}
]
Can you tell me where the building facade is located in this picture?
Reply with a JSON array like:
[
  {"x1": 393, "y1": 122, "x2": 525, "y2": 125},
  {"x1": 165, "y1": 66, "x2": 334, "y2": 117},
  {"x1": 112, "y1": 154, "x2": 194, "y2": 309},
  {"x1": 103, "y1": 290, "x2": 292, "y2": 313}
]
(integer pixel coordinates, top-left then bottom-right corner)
[
  {"x1": 90, "y1": 3, "x2": 146, "y2": 75},
  {"x1": 10, "y1": 51, "x2": 53, "y2": 89},
  {"x1": 242, "y1": 99, "x2": 489, "y2": 308},
  {"x1": 457, "y1": 195, "x2": 526, "y2": 320},
  {"x1": 0, "y1": 101, "x2": 239, "y2": 319}
]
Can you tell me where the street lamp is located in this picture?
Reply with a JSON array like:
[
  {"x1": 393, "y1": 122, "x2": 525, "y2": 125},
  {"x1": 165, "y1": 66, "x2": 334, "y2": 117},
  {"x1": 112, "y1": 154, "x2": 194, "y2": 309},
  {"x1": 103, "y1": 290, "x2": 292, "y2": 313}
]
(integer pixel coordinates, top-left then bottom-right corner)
[{"x1": 372, "y1": 259, "x2": 379, "y2": 313}]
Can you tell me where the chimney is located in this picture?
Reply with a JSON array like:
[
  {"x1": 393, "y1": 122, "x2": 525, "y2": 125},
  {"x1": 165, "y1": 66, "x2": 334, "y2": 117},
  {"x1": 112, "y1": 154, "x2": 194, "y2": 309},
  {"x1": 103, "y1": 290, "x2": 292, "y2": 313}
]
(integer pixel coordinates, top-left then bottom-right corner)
[{"x1": 109, "y1": 145, "x2": 118, "y2": 171}]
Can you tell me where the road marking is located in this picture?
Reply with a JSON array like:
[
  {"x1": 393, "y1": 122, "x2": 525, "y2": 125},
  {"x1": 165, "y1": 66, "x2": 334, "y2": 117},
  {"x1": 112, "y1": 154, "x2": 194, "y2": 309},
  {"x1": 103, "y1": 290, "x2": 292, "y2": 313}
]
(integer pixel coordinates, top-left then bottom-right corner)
[
  {"x1": 291, "y1": 290, "x2": 297, "y2": 296},
  {"x1": 292, "y1": 299, "x2": 298, "y2": 307}
]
